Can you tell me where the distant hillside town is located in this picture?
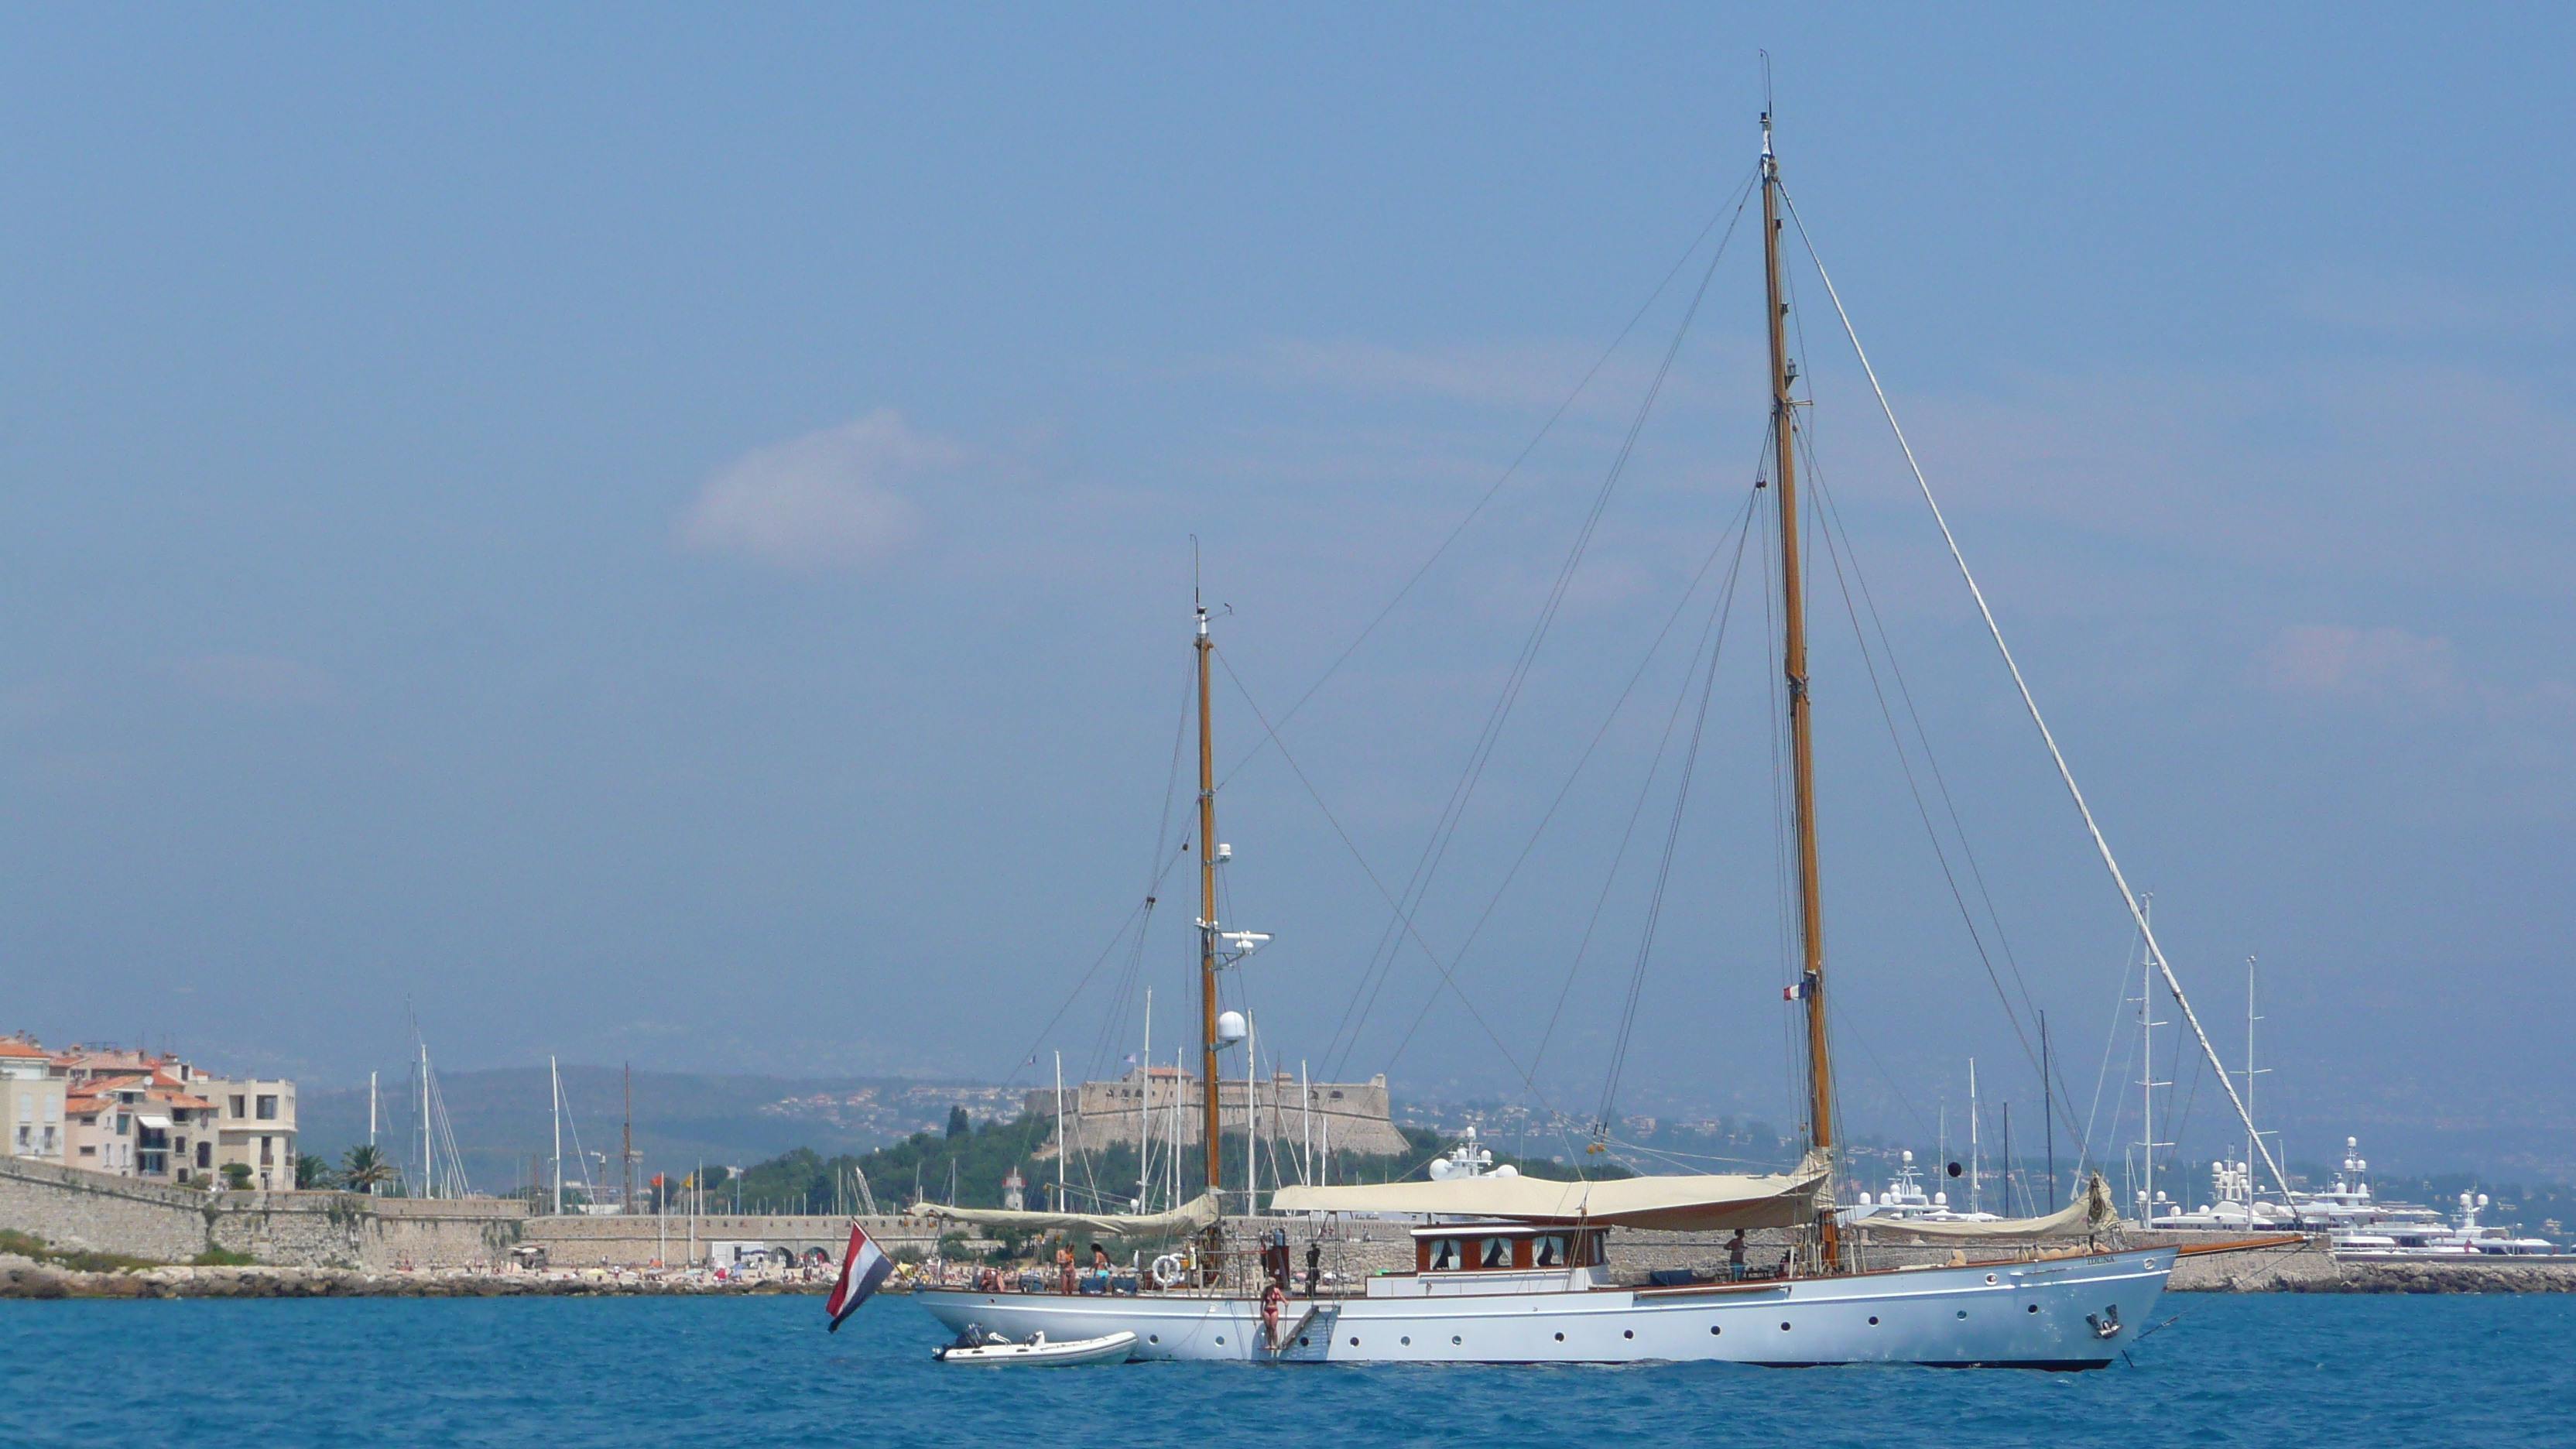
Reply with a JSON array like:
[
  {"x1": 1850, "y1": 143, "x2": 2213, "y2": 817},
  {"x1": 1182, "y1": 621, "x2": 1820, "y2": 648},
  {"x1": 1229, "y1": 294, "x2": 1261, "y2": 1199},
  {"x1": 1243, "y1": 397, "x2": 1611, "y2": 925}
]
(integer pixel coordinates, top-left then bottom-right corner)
[{"x1": 0, "y1": 1034, "x2": 300, "y2": 1190}]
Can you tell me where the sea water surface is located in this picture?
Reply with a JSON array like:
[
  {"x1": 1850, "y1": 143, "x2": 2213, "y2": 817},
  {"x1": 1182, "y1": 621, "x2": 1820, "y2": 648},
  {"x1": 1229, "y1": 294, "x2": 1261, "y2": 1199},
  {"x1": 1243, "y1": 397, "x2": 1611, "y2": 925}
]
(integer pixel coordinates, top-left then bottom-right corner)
[{"x1": 5, "y1": 1292, "x2": 2568, "y2": 1447}]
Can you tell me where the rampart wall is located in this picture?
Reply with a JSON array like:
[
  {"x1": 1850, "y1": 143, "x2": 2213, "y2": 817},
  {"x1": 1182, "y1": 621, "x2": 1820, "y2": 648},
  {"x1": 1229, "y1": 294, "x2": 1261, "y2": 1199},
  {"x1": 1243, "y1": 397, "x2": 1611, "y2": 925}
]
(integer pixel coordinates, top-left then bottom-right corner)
[{"x1": 0, "y1": 1156, "x2": 523, "y2": 1269}]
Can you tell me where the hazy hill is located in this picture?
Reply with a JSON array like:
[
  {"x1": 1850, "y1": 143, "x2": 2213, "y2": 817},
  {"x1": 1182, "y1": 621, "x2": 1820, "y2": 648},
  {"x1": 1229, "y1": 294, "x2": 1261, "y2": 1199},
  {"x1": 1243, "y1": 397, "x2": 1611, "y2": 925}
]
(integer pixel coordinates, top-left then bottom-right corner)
[{"x1": 299, "y1": 1066, "x2": 1017, "y2": 1194}]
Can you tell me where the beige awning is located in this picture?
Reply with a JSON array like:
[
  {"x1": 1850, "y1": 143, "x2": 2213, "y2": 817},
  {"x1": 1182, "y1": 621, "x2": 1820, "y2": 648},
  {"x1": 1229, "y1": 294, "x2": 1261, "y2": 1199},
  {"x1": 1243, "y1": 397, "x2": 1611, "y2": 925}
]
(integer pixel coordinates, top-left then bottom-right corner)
[
  {"x1": 1846, "y1": 1174, "x2": 2118, "y2": 1242},
  {"x1": 903, "y1": 1192, "x2": 1221, "y2": 1238},
  {"x1": 136, "y1": 1113, "x2": 173, "y2": 1130},
  {"x1": 1269, "y1": 1162, "x2": 1828, "y2": 1232}
]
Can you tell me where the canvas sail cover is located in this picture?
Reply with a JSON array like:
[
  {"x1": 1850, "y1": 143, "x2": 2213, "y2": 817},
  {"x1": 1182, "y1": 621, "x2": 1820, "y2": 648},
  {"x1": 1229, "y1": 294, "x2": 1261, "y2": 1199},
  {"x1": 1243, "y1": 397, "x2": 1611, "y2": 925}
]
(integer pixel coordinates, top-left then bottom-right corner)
[
  {"x1": 1848, "y1": 1173, "x2": 2119, "y2": 1241},
  {"x1": 903, "y1": 1191, "x2": 1222, "y2": 1238},
  {"x1": 1269, "y1": 1159, "x2": 1829, "y2": 1231}
]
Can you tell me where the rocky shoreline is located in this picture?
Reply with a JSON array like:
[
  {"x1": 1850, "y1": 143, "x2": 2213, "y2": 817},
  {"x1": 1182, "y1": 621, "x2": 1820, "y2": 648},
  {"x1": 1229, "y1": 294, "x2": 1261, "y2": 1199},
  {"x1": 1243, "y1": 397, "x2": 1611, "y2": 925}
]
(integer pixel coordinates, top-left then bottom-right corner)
[{"x1": 0, "y1": 1255, "x2": 831, "y2": 1300}]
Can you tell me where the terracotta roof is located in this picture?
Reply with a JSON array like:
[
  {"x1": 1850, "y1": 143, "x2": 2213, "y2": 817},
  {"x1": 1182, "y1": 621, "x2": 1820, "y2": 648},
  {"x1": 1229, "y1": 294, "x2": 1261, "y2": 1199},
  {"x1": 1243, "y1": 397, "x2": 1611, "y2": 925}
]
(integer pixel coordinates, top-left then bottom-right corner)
[
  {"x1": 67, "y1": 1074, "x2": 149, "y2": 1105},
  {"x1": 0, "y1": 1037, "x2": 50, "y2": 1059}
]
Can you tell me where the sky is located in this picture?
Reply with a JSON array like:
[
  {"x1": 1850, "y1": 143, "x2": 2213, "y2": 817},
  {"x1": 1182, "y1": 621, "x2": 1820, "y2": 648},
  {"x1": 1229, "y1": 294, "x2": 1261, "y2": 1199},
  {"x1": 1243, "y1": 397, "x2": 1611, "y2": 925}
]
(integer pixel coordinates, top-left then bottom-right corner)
[{"x1": 2, "y1": 5, "x2": 2571, "y2": 1180}]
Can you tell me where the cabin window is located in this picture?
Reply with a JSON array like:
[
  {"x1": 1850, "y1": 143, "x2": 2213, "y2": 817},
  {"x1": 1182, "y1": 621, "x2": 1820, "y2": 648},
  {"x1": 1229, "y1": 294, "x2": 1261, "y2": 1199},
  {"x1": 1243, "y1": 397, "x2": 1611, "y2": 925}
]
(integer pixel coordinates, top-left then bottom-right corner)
[
  {"x1": 1533, "y1": 1233, "x2": 1568, "y2": 1268},
  {"x1": 1425, "y1": 1238, "x2": 1461, "y2": 1272},
  {"x1": 1478, "y1": 1237, "x2": 1509, "y2": 1269}
]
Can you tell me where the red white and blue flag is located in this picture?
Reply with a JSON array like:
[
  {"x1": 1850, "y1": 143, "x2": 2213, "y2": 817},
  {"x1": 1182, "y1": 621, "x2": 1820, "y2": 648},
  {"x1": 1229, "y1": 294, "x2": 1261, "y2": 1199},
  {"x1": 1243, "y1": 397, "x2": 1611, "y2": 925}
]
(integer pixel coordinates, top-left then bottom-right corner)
[{"x1": 824, "y1": 1221, "x2": 892, "y2": 1332}]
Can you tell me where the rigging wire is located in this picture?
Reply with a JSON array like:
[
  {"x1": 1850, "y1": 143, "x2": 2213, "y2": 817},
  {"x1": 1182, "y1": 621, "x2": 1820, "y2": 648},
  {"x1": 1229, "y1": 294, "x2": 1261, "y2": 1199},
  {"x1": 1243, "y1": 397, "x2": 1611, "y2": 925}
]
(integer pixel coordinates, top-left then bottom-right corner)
[
  {"x1": 1382, "y1": 498, "x2": 1756, "y2": 1094},
  {"x1": 1081, "y1": 655, "x2": 1200, "y2": 1084},
  {"x1": 1593, "y1": 510, "x2": 1756, "y2": 1136},
  {"x1": 1211, "y1": 650, "x2": 1545, "y2": 1099},
  {"x1": 1353, "y1": 490, "x2": 1764, "y2": 1093},
  {"x1": 1774, "y1": 181, "x2": 2289, "y2": 1198},
  {"x1": 2081, "y1": 913, "x2": 2149, "y2": 1183},
  {"x1": 1523, "y1": 494, "x2": 1759, "y2": 1088},
  {"x1": 1213, "y1": 169, "x2": 1762, "y2": 794},
  {"x1": 1800, "y1": 430, "x2": 2081, "y2": 1152},
  {"x1": 1317, "y1": 185, "x2": 1758, "y2": 1084},
  {"x1": 993, "y1": 851, "x2": 1188, "y2": 1093}
]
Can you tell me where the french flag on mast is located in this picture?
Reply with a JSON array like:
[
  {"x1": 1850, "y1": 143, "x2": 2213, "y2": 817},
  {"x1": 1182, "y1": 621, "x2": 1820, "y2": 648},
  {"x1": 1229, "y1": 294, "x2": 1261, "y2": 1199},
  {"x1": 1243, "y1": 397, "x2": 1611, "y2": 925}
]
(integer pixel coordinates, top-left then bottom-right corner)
[{"x1": 824, "y1": 1221, "x2": 893, "y2": 1332}]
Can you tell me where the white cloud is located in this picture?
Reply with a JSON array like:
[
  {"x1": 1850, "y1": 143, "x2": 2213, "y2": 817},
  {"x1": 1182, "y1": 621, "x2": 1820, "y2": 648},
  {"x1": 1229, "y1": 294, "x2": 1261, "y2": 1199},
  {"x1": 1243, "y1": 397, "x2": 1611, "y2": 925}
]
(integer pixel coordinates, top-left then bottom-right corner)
[
  {"x1": 677, "y1": 410, "x2": 960, "y2": 570},
  {"x1": 2262, "y1": 625, "x2": 2457, "y2": 701}
]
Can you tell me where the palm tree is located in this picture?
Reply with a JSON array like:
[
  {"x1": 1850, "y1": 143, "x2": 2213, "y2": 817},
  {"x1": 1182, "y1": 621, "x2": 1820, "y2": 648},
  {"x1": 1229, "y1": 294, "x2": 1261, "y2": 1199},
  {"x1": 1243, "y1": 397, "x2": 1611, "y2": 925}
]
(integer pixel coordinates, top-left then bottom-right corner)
[{"x1": 341, "y1": 1143, "x2": 395, "y2": 1195}]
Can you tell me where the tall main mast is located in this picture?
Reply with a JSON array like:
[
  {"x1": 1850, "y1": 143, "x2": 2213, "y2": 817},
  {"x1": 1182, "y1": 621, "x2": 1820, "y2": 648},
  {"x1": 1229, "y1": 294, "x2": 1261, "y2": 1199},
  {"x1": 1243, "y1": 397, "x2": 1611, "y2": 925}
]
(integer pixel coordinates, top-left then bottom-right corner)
[
  {"x1": 1196, "y1": 593, "x2": 1222, "y2": 1199},
  {"x1": 1762, "y1": 111, "x2": 1838, "y2": 1259}
]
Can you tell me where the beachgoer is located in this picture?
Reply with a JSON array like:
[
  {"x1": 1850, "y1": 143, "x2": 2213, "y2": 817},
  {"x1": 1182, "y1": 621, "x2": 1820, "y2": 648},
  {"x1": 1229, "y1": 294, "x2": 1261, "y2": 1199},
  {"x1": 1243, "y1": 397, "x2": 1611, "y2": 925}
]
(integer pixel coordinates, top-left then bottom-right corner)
[{"x1": 1728, "y1": 1229, "x2": 1748, "y2": 1281}]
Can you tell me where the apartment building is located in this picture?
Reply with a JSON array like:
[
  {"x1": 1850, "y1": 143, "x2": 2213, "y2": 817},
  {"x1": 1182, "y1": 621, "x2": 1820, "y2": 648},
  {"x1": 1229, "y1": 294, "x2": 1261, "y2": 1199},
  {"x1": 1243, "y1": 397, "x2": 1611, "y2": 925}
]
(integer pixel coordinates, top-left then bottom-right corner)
[
  {"x1": 8, "y1": 1039, "x2": 298, "y2": 1189},
  {"x1": 0, "y1": 1036, "x2": 66, "y2": 1163},
  {"x1": 194, "y1": 1077, "x2": 299, "y2": 1190},
  {"x1": 61, "y1": 1070, "x2": 222, "y2": 1184}
]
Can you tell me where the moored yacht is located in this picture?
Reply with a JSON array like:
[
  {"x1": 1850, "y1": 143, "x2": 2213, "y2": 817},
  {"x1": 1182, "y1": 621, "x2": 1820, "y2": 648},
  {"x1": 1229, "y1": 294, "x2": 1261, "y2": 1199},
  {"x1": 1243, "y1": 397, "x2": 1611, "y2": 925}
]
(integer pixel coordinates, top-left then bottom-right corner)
[{"x1": 909, "y1": 108, "x2": 2314, "y2": 1365}]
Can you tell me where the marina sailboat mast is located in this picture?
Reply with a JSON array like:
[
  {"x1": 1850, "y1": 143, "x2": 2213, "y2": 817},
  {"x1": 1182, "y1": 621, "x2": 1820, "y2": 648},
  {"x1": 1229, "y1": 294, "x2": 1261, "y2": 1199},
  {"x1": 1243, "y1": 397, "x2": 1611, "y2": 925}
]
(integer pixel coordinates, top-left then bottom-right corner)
[
  {"x1": 1762, "y1": 111, "x2": 1839, "y2": 1262},
  {"x1": 1195, "y1": 585, "x2": 1223, "y2": 1202}
]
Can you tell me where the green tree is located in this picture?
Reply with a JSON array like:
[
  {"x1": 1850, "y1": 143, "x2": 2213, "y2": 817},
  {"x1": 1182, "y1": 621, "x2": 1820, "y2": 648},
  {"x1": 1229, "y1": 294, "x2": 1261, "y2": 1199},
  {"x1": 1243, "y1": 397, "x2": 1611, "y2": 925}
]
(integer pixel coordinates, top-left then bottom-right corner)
[
  {"x1": 221, "y1": 1162, "x2": 254, "y2": 1190},
  {"x1": 947, "y1": 1105, "x2": 971, "y2": 1139},
  {"x1": 296, "y1": 1153, "x2": 334, "y2": 1190},
  {"x1": 340, "y1": 1143, "x2": 396, "y2": 1195}
]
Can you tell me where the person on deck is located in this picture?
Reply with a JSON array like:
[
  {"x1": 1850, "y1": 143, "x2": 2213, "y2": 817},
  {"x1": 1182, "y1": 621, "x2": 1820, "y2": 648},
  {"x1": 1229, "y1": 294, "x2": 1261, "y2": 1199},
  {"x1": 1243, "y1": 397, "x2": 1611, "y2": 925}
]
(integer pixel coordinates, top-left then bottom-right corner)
[
  {"x1": 1261, "y1": 1281, "x2": 1286, "y2": 1350},
  {"x1": 1304, "y1": 1240, "x2": 1323, "y2": 1297},
  {"x1": 1055, "y1": 1243, "x2": 1077, "y2": 1293},
  {"x1": 1728, "y1": 1229, "x2": 1749, "y2": 1281}
]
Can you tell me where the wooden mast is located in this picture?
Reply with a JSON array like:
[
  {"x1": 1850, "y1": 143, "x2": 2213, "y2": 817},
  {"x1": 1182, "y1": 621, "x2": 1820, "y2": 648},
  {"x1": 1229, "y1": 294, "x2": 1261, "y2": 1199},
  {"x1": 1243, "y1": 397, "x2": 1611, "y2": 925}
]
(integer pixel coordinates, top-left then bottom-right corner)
[
  {"x1": 1196, "y1": 589, "x2": 1223, "y2": 1204},
  {"x1": 1762, "y1": 110, "x2": 1839, "y2": 1266}
]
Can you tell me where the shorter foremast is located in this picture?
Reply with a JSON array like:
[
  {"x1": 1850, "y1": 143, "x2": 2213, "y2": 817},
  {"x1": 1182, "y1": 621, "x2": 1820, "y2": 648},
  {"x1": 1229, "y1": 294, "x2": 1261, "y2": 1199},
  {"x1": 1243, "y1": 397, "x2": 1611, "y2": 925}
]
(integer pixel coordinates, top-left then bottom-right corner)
[{"x1": 1196, "y1": 590, "x2": 1223, "y2": 1206}]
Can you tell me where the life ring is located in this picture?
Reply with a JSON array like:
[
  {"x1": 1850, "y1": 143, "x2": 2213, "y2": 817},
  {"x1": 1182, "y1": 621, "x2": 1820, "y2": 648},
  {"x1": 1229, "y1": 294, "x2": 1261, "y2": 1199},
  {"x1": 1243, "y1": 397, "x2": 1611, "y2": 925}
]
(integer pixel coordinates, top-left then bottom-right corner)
[{"x1": 1148, "y1": 1254, "x2": 1186, "y2": 1290}]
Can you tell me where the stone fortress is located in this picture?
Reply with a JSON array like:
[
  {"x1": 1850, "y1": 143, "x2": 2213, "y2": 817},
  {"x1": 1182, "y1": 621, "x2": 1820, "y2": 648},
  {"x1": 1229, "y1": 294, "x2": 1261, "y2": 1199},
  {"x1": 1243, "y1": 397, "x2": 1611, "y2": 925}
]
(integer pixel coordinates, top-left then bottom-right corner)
[{"x1": 1024, "y1": 1065, "x2": 1410, "y2": 1158}]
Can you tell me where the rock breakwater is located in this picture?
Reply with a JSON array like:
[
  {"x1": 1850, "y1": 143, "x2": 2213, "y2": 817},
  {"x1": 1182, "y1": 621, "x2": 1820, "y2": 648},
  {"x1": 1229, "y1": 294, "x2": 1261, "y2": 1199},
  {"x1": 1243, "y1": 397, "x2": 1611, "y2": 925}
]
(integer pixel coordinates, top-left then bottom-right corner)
[{"x1": 0, "y1": 1255, "x2": 829, "y2": 1300}]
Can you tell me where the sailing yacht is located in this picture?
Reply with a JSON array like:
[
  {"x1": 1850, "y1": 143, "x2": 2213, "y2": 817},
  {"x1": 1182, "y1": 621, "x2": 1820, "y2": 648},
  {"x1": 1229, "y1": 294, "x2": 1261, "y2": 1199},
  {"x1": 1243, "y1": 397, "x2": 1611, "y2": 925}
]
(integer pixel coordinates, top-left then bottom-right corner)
[{"x1": 914, "y1": 113, "x2": 2271, "y2": 1368}]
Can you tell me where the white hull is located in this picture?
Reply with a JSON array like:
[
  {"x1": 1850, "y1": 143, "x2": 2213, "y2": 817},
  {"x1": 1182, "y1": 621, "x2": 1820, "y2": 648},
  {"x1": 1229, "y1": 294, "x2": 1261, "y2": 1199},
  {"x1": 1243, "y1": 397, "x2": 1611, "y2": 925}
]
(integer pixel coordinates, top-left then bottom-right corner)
[{"x1": 917, "y1": 1248, "x2": 2170, "y2": 1368}]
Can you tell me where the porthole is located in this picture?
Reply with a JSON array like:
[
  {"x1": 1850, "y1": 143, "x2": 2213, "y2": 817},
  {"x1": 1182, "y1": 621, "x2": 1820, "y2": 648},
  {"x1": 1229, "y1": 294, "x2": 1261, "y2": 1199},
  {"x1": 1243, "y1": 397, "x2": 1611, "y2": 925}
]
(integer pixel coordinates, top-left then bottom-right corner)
[
  {"x1": 1955, "y1": 1310, "x2": 1968, "y2": 1320},
  {"x1": 1451, "y1": 1335, "x2": 1462, "y2": 1345},
  {"x1": 1780, "y1": 1321, "x2": 1792, "y2": 1331},
  {"x1": 1622, "y1": 1330, "x2": 1634, "y2": 1340},
  {"x1": 1348, "y1": 1338, "x2": 1359, "y2": 1346},
  {"x1": 1709, "y1": 1326, "x2": 1721, "y2": 1335},
  {"x1": 1214, "y1": 1335, "x2": 1225, "y2": 1345},
  {"x1": 1400, "y1": 1336, "x2": 1410, "y2": 1346},
  {"x1": 1985, "y1": 1273, "x2": 1998, "y2": 1284},
  {"x1": 1553, "y1": 1332, "x2": 1564, "y2": 1342},
  {"x1": 1148, "y1": 1334, "x2": 1159, "y2": 1344},
  {"x1": 1299, "y1": 1336, "x2": 1310, "y2": 1346},
  {"x1": 2026, "y1": 1304, "x2": 2039, "y2": 1314},
  {"x1": 1867, "y1": 1317, "x2": 1879, "y2": 1326}
]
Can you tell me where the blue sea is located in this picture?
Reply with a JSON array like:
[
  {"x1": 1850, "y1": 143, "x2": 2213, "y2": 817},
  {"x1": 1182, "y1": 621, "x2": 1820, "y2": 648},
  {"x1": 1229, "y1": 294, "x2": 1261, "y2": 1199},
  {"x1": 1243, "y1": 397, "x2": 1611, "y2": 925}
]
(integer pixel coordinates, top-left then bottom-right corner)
[{"x1": 4, "y1": 1293, "x2": 2568, "y2": 1447}]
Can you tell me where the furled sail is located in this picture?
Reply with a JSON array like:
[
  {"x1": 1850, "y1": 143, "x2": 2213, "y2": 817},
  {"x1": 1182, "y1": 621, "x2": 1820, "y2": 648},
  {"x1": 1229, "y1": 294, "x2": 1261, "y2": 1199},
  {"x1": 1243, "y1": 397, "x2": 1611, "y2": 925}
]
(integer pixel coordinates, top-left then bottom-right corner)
[
  {"x1": 902, "y1": 1191, "x2": 1221, "y2": 1238},
  {"x1": 1849, "y1": 1173, "x2": 2119, "y2": 1241},
  {"x1": 1270, "y1": 1160, "x2": 1828, "y2": 1232}
]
